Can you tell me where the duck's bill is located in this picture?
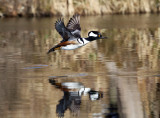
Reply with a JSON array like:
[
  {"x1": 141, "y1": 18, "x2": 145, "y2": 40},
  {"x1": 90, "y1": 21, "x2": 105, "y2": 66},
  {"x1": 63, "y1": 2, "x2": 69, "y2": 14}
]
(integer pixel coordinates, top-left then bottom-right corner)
[{"x1": 101, "y1": 36, "x2": 108, "y2": 39}]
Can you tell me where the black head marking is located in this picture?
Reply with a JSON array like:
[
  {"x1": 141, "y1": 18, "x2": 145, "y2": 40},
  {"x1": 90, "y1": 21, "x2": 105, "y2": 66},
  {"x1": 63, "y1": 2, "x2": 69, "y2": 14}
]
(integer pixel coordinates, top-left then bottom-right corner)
[{"x1": 86, "y1": 31, "x2": 107, "y2": 41}]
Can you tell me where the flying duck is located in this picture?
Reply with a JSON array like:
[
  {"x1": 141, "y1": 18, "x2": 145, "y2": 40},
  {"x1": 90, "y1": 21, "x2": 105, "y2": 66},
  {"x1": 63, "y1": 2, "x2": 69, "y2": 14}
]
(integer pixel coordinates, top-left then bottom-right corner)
[{"x1": 47, "y1": 14, "x2": 107, "y2": 54}]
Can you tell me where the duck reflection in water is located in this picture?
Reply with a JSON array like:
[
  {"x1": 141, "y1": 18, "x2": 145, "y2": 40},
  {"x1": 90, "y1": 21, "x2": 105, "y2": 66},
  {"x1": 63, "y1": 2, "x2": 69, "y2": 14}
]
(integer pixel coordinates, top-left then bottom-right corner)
[{"x1": 49, "y1": 78, "x2": 103, "y2": 117}]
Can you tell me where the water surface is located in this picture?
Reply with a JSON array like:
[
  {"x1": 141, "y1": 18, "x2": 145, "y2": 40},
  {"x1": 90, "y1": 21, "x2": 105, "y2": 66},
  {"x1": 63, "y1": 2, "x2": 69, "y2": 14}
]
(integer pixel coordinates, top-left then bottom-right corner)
[{"x1": 0, "y1": 14, "x2": 160, "y2": 118}]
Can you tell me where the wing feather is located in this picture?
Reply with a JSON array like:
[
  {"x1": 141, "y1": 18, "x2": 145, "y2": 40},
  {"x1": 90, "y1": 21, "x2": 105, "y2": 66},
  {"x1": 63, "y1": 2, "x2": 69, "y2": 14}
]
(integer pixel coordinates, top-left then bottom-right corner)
[
  {"x1": 55, "y1": 18, "x2": 71, "y2": 43},
  {"x1": 55, "y1": 18, "x2": 65, "y2": 38},
  {"x1": 66, "y1": 14, "x2": 81, "y2": 38}
]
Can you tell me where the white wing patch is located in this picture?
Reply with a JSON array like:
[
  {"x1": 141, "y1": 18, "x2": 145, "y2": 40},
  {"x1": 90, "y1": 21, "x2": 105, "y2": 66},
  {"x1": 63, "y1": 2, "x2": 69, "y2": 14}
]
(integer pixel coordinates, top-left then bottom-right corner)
[{"x1": 89, "y1": 32, "x2": 97, "y2": 37}]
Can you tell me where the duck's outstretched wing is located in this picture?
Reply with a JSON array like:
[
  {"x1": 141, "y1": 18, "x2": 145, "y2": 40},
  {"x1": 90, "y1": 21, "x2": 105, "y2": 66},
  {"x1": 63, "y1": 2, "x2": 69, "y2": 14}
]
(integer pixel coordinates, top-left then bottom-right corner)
[
  {"x1": 66, "y1": 14, "x2": 81, "y2": 38},
  {"x1": 55, "y1": 18, "x2": 72, "y2": 42}
]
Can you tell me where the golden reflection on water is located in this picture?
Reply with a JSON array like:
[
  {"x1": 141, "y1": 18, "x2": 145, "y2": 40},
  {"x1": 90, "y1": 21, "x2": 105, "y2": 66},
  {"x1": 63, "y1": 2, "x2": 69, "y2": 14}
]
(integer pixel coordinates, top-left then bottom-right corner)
[{"x1": 0, "y1": 15, "x2": 160, "y2": 118}]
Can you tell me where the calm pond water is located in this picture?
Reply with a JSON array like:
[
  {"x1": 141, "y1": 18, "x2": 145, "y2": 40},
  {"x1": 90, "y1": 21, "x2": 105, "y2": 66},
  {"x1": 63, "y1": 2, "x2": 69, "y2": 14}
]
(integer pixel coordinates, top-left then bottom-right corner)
[{"x1": 0, "y1": 14, "x2": 160, "y2": 118}]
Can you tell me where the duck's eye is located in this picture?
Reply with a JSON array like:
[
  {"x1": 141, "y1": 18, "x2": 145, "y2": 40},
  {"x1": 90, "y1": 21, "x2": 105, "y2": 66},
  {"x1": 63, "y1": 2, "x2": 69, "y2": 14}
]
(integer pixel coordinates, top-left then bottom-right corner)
[{"x1": 98, "y1": 35, "x2": 100, "y2": 37}]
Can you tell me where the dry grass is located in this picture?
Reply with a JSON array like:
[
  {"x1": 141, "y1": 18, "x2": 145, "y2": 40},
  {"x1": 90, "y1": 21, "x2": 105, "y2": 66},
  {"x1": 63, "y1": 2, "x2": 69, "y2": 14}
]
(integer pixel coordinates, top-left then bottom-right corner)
[{"x1": 0, "y1": 0, "x2": 160, "y2": 17}]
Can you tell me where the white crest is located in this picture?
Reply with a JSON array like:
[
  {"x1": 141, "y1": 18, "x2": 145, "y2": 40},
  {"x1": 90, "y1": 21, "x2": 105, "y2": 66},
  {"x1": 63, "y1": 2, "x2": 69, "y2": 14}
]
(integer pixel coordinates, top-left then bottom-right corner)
[{"x1": 89, "y1": 32, "x2": 97, "y2": 37}]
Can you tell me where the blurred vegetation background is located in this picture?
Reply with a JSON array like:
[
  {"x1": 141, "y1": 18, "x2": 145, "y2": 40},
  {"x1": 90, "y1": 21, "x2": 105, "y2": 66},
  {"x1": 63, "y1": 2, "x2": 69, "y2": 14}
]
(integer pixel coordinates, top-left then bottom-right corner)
[{"x1": 0, "y1": 0, "x2": 160, "y2": 17}]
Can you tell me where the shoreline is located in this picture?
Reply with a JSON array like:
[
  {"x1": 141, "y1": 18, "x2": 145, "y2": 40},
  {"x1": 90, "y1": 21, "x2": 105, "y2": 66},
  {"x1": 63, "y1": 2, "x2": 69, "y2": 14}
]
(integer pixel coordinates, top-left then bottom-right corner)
[
  {"x1": 0, "y1": 12, "x2": 160, "y2": 18},
  {"x1": 0, "y1": 0, "x2": 160, "y2": 18}
]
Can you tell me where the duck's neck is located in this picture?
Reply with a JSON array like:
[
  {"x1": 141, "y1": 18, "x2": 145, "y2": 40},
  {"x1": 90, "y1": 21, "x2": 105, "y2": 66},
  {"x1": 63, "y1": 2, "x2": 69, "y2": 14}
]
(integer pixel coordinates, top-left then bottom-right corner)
[{"x1": 85, "y1": 37, "x2": 97, "y2": 42}]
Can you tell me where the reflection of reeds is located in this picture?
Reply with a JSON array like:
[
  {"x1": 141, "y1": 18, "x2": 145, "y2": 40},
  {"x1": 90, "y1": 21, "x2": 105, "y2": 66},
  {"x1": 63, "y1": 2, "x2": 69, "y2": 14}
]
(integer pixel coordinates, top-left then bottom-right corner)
[
  {"x1": 138, "y1": 76, "x2": 160, "y2": 118},
  {"x1": 99, "y1": 28, "x2": 160, "y2": 71}
]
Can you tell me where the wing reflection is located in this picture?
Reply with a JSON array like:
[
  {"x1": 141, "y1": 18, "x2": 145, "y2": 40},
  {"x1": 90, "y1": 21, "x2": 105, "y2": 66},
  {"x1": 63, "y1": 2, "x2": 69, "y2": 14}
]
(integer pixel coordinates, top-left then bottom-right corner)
[{"x1": 49, "y1": 77, "x2": 103, "y2": 117}]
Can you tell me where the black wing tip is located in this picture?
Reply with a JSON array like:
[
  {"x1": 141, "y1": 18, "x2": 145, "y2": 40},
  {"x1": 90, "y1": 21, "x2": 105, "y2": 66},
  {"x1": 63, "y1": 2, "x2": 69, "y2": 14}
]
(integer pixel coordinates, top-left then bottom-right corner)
[
  {"x1": 73, "y1": 13, "x2": 80, "y2": 17},
  {"x1": 66, "y1": 14, "x2": 80, "y2": 28},
  {"x1": 55, "y1": 17, "x2": 65, "y2": 30},
  {"x1": 73, "y1": 14, "x2": 80, "y2": 20},
  {"x1": 55, "y1": 17, "x2": 64, "y2": 24}
]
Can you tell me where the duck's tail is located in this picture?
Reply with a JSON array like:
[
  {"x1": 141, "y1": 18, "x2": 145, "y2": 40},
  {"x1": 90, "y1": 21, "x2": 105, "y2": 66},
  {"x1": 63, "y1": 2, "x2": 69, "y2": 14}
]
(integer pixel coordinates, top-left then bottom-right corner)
[{"x1": 47, "y1": 45, "x2": 61, "y2": 54}]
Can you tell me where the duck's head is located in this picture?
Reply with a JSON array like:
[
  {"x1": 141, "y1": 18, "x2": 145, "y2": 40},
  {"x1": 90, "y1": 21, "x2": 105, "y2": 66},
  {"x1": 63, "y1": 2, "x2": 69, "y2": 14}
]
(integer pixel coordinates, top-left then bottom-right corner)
[{"x1": 87, "y1": 31, "x2": 107, "y2": 41}]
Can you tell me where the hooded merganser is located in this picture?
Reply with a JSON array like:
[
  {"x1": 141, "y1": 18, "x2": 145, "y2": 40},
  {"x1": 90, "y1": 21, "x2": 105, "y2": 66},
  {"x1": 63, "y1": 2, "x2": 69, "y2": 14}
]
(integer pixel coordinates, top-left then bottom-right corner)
[{"x1": 47, "y1": 14, "x2": 107, "y2": 54}]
